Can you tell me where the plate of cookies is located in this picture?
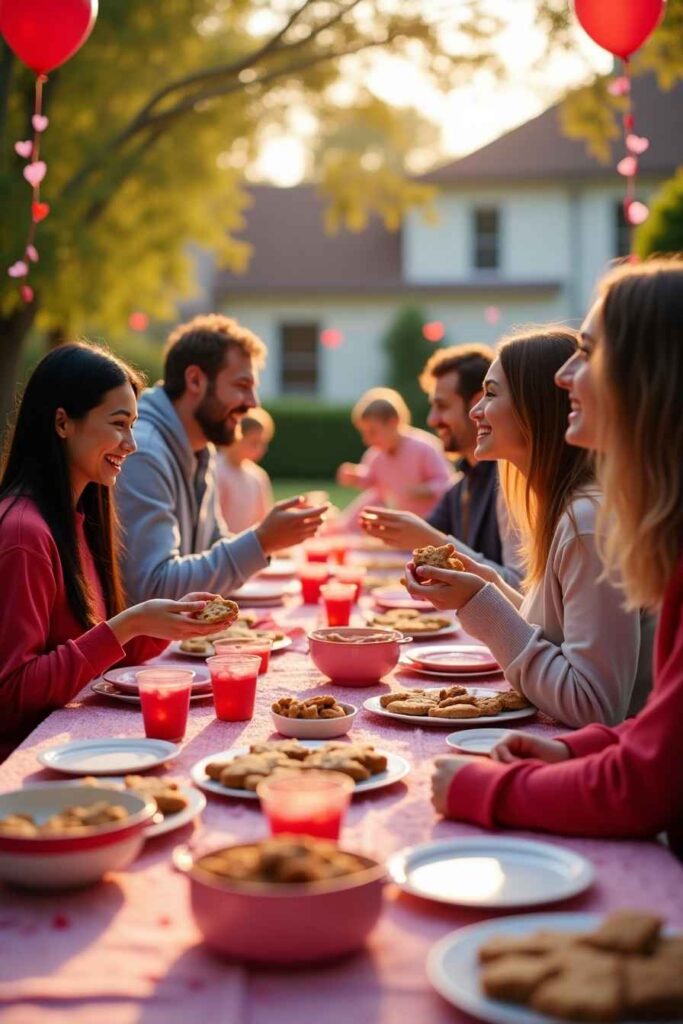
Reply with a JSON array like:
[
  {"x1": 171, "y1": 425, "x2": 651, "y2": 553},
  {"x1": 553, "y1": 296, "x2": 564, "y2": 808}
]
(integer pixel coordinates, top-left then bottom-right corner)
[
  {"x1": 67, "y1": 775, "x2": 206, "y2": 838},
  {"x1": 427, "y1": 910, "x2": 683, "y2": 1024},
  {"x1": 172, "y1": 631, "x2": 291, "y2": 659},
  {"x1": 190, "y1": 739, "x2": 409, "y2": 799},
  {"x1": 363, "y1": 686, "x2": 536, "y2": 727},
  {"x1": 365, "y1": 608, "x2": 460, "y2": 639}
]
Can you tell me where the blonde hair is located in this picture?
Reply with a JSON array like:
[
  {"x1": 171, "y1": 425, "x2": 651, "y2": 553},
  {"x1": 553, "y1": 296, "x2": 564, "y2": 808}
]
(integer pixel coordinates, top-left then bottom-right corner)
[
  {"x1": 595, "y1": 259, "x2": 683, "y2": 610},
  {"x1": 496, "y1": 328, "x2": 595, "y2": 587},
  {"x1": 239, "y1": 406, "x2": 275, "y2": 442},
  {"x1": 351, "y1": 387, "x2": 411, "y2": 428}
]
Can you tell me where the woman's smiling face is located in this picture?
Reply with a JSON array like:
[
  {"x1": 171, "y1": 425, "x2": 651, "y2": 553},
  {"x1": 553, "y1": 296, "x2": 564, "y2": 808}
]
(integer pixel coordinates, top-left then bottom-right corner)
[
  {"x1": 57, "y1": 382, "x2": 138, "y2": 497},
  {"x1": 469, "y1": 358, "x2": 528, "y2": 470},
  {"x1": 555, "y1": 300, "x2": 603, "y2": 451}
]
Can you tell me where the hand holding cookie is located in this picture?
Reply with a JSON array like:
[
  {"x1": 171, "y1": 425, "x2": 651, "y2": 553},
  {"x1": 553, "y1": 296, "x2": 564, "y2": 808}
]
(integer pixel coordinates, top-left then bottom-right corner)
[{"x1": 403, "y1": 558, "x2": 485, "y2": 611}]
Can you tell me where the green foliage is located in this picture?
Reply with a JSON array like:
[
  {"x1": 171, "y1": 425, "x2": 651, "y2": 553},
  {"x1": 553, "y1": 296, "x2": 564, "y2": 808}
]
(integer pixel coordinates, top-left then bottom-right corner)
[
  {"x1": 635, "y1": 170, "x2": 683, "y2": 258},
  {"x1": 260, "y1": 400, "x2": 364, "y2": 479},
  {"x1": 381, "y1": 305, "x2": 443, "y2": 429}
]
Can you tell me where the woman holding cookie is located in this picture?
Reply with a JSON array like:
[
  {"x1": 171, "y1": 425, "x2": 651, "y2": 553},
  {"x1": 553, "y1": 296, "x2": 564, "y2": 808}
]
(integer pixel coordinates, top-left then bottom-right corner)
[
  {"x1": 404, "y1": 327, "x2": 652, "y2": 729},
  {"x1": 0, "y1": 343, "x2": 223, "y2": 758},
  {"x1": 428, "y1": 260, "x2": 683, "y2": 854}
]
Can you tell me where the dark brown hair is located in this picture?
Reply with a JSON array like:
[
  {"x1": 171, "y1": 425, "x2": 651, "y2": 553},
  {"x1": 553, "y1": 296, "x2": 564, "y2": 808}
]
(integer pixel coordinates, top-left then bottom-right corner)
[
  {"x1": 163, "y1": 314, "x2": 266, "y2": 400},
  {"x1": 419, "y1": 343, "x2": 494, "y2": 402}
]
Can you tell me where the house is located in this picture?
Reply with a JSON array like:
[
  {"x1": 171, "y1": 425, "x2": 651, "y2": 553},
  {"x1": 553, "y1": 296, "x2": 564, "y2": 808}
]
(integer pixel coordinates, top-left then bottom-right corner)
[{"x1": 209, "y1": 75, "x2": 682, "y2": 402}]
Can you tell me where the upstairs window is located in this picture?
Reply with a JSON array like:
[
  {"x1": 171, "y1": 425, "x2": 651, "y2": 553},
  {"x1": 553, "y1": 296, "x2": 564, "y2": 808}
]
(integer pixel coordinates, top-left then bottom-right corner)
[
  {"x1": 280, "y1": 322, "x2": 319, "y2": 395},
  {"x1": 473, "y1": 207, "x2": 500, "y2": 270}
]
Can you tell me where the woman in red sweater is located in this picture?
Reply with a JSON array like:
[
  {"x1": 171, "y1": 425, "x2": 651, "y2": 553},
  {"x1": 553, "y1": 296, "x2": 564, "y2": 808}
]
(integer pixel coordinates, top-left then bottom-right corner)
[
  {"x1": 0, "y1": 343, "x2": 221, "y2": 757},
  {"x1": 428, "y1": 260, "x2": 683, "y2": 856}
]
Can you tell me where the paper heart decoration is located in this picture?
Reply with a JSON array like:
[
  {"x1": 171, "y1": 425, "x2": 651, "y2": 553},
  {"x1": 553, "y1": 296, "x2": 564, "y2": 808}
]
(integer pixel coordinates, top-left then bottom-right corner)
[
  {"x1": 626, "y1": 134, "x2": 650, "y2": 155},
  {"x1": 626, "y1": 201, "x2": 649, "y2": 226},
  {"x1": 14, "y1": 140, "x2": 33, "y2": 159},
  {"x1": 21, "y1": 285, "x2": 35, "y2": 303},
  {"x1": 617, "y1": 156, "x2": 638, "y2": 177},
  {"x1": 484, "y1": 305, "x2": 501, "y2": 325},
  {"x1": 608, "y1": 76, "x2": 631, "y2": 96},
  {"x1": 26, "y1": 245, "x2": 39, "y2": 263},
  {"x1": 32, "y1": 201, "x2": 50, "y2": 223},
  {"x1": 422, "y1": 321, "x2": 445, "y2": 343},
  {"x1": 8, "y1": 260, "x2": 29, "y2": 278},
  {"x1": 23, "y1": 161, "x2": 47, "y2": 187},
  {"x1": 32, "y1": 114, "x2": 49, "y2": 133}
]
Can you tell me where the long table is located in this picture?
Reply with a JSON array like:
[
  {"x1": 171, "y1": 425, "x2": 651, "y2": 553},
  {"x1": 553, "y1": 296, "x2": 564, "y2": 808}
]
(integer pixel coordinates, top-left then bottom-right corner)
[{"x1": 1, "y1": 599, "x2": 682, "y2": 1024}]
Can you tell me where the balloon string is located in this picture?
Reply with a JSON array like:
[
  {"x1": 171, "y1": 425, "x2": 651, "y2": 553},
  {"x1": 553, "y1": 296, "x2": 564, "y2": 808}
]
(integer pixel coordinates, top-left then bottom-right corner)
[
  {"x1": 26, "y1": 75, "x2": 48, "y2": 252},
  {"x1": 622, "y1": 58, "x2": 636, "y2": 253}
]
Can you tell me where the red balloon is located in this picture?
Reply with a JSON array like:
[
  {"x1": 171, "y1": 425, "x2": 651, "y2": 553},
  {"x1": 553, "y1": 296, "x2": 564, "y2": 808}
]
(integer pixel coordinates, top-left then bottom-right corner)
[
  {"x1": 574, "y1": 0, "x2": 665, "y2": 59},
  {"x1": 0, "y1": 0, "x2": 98, "y2": 74}
]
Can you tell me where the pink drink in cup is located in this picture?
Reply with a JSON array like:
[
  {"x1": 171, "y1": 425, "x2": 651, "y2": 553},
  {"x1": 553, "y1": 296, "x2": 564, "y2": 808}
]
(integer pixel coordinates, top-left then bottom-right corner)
[
  {"x1": 304, "y1": 540, "x2": 330, "y2": 564},
  {"x1": 136, "y1": 669, "x2": 193, "y2": 742},
  {"x1": 257, "y1": 770, "x2": 354, "y2": 840},
  {"x1": 299, "y1": 562, "x2": 329, "y2": 604},
  {"x1": 331, "y1": 565, "x2": 366, "y2": 602},
  {"x1": 213, "y1": 638, "x2": 273, "y2": 674},
  {"x1": 207, "y1": 655, "x2": 260, "y2": 721},
  {"x1": 320, "y1": 581, "x2": 356, "y2": 627}
]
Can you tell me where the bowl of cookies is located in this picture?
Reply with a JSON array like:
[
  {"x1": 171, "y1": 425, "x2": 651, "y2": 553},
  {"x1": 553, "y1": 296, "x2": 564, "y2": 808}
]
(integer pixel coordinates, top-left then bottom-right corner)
[
  {"x1": 308, "y1": 626, "x2": 405, "y2": 684},
  {"x1": 0, "y1": 783, "x2": 156, "y2": 889},
  {"x1": 270, "y1": 695, "x2": 358, "y2": 738},
  {"x1": 176, "y1": 834, "x2": 385, "y2": 964}
]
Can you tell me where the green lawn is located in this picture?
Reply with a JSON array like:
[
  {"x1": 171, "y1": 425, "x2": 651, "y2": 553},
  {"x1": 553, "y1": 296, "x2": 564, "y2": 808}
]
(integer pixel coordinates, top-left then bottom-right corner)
[{"x1": 271, "y1": 479, "x2": 356, "y2": 510}]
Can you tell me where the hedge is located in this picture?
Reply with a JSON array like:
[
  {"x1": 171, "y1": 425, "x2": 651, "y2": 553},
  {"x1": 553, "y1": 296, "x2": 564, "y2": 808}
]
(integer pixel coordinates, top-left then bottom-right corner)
[{"x1": 260, "y1": 400, "x2": 364, "y2": 479}]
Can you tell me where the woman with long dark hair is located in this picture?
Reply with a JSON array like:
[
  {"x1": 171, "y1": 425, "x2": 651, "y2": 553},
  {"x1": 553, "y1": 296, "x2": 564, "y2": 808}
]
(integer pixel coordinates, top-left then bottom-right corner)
[
  {"x1": 403, "y1": 327, "x2": 652, "y2": 727},
  {"x1": 0, "y1": 342, "x2": 220, "y2": 757}
]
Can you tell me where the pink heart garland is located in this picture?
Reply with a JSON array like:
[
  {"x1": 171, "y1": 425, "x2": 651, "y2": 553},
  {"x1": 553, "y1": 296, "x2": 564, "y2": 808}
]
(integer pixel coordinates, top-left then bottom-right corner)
[
  {"x1": 32, "y1": 114, "x2": 49, "y2": 132},
  {"x1": 14, "y1": 140, "x2": 33, "y2": 159},
  {"x1": 21, "y1": 285, "x2": 35, "y2": 303},
  {"x1": 26, "y1": 245, "x2": 39, "y2": 263},
  {"x1": 608, "y1": 76, "x2": 631, "y2": 97},
  {"x1": 617, "y1": 156, "x2": 637, "y2": 177},
  {"x1": 626, "y1": 201, "x2": 649, "y2": 226},
  {"x1": 626, "y1": 134, "x2": 650, "y2": 155},
  {"x1": 23, "y1": 161, "x2": 47, "y2": 187},
  {"x1": 8, "y1": 261, "x2": 29, "y2": 278}
]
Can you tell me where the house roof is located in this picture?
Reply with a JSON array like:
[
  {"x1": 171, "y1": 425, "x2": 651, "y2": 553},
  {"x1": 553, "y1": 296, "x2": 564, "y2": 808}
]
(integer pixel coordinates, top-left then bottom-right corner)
[{"x1": 421, "y1": 74, "x2": 683, "y2": 184}]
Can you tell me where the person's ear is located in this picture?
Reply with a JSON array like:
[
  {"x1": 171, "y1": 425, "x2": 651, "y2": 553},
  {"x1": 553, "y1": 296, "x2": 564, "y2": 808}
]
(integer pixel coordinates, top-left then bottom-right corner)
[
  {"x1": 184, "y1": 365, "x2": 207, "y2": 398},
  {"x1": 54, "y1": 408, "x2": 70, "y2": 439}
]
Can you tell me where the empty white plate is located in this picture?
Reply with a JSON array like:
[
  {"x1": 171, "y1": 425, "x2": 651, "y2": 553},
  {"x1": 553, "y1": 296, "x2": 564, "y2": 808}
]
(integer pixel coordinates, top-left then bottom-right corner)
[
  {"x1": 446, "y1": 728, "x2": 512, "y2": 755},
  {"x1": 388, "y1": 837, "x2": 593, "y2": 909},
  {"x1": 37, "y1": 738, "x2": 180, "y2": 776}
]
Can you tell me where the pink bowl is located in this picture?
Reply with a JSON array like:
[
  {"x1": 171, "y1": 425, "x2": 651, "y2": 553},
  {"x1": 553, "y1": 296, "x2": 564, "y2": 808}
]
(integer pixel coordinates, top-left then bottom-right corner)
[
  {"x1": 308, "y1": 626, "x2": 404, "y2": 685},
  {"x1": 181, "y1": 843, "x2": 384, "y2": 964}
]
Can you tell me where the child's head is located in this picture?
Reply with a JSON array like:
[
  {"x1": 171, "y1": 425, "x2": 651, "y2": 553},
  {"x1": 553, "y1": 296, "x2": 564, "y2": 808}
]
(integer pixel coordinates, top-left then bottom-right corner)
[
  {"x1": 351, "y1": 388, "x2": 410, "y2": 451},
  {"x1": 233, "y1": 407, "x2": 274, "y2": 463}
]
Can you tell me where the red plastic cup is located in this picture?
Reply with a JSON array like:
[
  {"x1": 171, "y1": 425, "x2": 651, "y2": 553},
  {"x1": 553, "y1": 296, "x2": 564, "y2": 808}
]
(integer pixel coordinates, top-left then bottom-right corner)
[
  {"x1": 136, "y1": 669, "x2": 193, "y2": 742},
  {"x1": 212, "y1": 638, "x2": 273, "y2": 674},
  {"x1": 304, "y1": 540, "x2": 330, "y2": 564},
  {"x1": 330, "y1": 565, "x2": 366, "y2": 602},
  {"x1": 257, "y1": 770, "x2": 354, "y2": 840},
  {"x1": 299, "y1": 562, "x2": 329, "y2": 604},
  {"x1": 320, "y1": 581, "x2": 356, "y2": 627},
  {"x1": 207, "y1": 655, "x2": 260, "y2": 721},
  {"x1": 328, "y1": 537, "x2": 349, "y2": 565}
]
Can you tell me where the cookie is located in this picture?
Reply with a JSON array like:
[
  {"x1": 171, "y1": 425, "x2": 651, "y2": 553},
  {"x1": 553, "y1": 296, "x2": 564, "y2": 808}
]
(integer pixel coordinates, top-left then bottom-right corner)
[
  {"x1": 584, "y1": 910, "x2": 662, "y2": 955},
  {"x1": 194, "y1": 597, "x2": 239, "y2": 626},
  {"x1": 474, "y1": 696, "x2": 505, "y2": 716},
  {"x1": 304, "y1": 752, "x2": 370, "y2": 782},
  {"x1": 412, "y1": 543, "x2": 465, "y2": 573},
  {"x1": 498, "y1": 690, "x2": 532, "y2": 711},
  {"x1": 428, "y1": 704, "x2": 482, "y2": 719},
  {"x1": 481, "y1": 954, "x2": 562, "y2": 1002},
  {"x1": 180, "y1": 637, "x2": 212, "y2": 655},
  {"x1": 386, "y1": 699, "x2": 435, "y2": 716},
  {"x1": 529, "y1": 950, "x2": 622, "y2": 1021},
  {"x1": 478, "y1": 931, "x2": 582, "y2": 963}
]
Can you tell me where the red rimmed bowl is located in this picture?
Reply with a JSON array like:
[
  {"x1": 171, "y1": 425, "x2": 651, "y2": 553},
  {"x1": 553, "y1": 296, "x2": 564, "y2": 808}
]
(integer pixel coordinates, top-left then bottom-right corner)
[
  {"x1": 176, "y1": 842, "x2": 384, "y2": 964},
  {"x1": 0, "y1": 783, "x2": 156, "y2": 889},
  {"x1": 308, "y1": 626, "x2": 406, "y2": 685}
]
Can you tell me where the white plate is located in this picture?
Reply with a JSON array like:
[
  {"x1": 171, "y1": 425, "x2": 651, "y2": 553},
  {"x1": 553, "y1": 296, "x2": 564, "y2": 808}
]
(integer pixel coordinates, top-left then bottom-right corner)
[
  {"x1": 91, "y1": 680, "x2": 212, "y2": 706},
  {"x1": 258, "y1": 558, "x2": 296, "y2": 578},
  {"x1": 227, "y1": 580, "x2": 300, "y2": 603},
  {"x1": 37, "y1": 738, "x2": 180, "y2": 776},
  {"x1": 372, "y1": 587, "x2": 434, "y2": 612},
  {"x1": 427, "y1": 913, "x2": 665, "y2": 1024},
  {"x1": 389, "y1": 838, "x2": 594, "y2": 909},
  {"x1": 190, "y1": 740, "x2": 410, "y2": 800},
  {"x1": 168, "y1": 634, "x2": 292, "y2": 659},
  {"x1": 364, "y1": 689, "x2": 536, "y2": 727},
  {"x1": 102, "y1": 665, "x2": 212, "y2": 695},
  {"x1": 446, "y1": 728, "x2": 512, "y2": 755}
]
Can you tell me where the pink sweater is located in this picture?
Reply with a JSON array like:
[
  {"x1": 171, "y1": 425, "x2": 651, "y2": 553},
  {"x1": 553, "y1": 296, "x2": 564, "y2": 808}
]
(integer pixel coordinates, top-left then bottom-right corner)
[
  {"x1": 447, "y1": 555, "x2": 683, "y2": 857},
  {"x1": 0, "y1": 498, "x2": 167, "y2": 758},
  {"x1": 357, "y1": 430, "x2": 453, "y2": 517}
]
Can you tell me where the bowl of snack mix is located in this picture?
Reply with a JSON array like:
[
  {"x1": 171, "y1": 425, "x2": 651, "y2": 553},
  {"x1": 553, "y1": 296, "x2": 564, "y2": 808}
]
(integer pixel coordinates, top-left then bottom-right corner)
[
  {"x1": 176, "y1": 834, "x2": 384, "y2": 963},
  {"x1": 270, "y1": 695, "x2": 358, "y2": 738},
  {"x1": 308, "y1": 626, "x2": 406, "y2": 684},
  {"x1": 0, "y1": 783, "x2": 156, "y2": 889}
]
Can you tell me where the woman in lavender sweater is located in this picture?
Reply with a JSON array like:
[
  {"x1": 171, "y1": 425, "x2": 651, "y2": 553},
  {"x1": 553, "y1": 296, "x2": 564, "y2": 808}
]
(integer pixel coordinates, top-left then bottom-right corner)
[{"x1": 404, "y1": 327, "x2": 652, "y2": 728}]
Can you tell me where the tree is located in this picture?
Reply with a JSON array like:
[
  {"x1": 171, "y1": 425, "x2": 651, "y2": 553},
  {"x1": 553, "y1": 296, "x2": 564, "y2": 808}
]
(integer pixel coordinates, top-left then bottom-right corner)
[
  {"x1": 635, "y1": 170, "x2": 683, "y2": 257},
  {"x1": 382, "y1": 305, "x2": 443, "y2": 429},
  {"x1": 0, "y1": 0, "x2": 502, "y2": 430}
]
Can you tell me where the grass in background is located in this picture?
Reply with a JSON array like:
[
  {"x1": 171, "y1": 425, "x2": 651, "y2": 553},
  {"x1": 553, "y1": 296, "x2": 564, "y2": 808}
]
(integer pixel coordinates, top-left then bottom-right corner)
[{"x1": 272, "y1": 479, "x2": 356, "y2": 509}]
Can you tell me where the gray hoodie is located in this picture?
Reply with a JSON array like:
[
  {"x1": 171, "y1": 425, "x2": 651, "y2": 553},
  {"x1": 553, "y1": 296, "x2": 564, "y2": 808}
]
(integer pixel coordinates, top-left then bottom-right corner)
[{"x1": 116, "y1": 386, "x2": 267, "y2": 603}]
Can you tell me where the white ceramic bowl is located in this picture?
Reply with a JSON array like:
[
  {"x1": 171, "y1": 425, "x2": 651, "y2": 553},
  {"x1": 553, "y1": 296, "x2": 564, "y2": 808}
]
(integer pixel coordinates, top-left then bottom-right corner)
[
  {"x1": 270, "y1": 702, "x2": 358, "y2": 739},
  {"x1": 0, "y1": 783, "x2": 156, "y2": 889}
]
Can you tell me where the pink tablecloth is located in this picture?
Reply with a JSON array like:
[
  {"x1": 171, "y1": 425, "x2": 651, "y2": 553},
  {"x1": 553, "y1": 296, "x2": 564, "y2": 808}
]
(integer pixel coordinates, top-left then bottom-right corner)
[{"x1": 1, "y1": 601, "x2": 682, "y2": 1024}]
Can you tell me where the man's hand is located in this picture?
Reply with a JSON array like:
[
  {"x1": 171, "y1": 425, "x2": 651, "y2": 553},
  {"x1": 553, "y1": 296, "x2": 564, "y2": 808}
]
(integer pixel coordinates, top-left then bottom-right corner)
[
  {"x1": 255, "y1": 497, "x2": 327, "y2": 555},
  {"x1": 359, "y1": 507, "x2": 445, "y2": 549}
]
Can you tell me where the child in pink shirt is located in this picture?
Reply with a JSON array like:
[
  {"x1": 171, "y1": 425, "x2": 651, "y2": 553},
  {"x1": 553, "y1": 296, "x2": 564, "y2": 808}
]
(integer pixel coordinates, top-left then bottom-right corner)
[{"x1": 216, "y1": 407, "x2": 274, "y2": 534}]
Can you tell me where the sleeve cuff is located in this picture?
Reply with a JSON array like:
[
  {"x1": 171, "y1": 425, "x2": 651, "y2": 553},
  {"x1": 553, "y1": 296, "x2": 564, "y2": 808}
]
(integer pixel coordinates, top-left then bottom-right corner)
[
  {"x1": 457, "y1": 584, "x2": 535, "y2": 669},
  {"x1": 446, "y1": 759, "x2": 516, "y2": 826},
  {"x1": 74, "y1": 621, "x2": 126, "y2": 676},
  {"x1": 229, "y1": 529, "x2": 269, "y2": 578}
]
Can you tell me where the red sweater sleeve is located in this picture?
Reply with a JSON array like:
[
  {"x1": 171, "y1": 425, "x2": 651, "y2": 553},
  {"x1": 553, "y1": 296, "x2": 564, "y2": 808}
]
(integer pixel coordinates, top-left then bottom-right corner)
[
  {"x1": 119, "y1": 636, "x2": 169, "y2": 666},
  {"x1": 0, "y1": 545, "x2": 125, "y2": 737},
  {"x1": 446, "y1": 585, "x2": 683, "y2": 840}
]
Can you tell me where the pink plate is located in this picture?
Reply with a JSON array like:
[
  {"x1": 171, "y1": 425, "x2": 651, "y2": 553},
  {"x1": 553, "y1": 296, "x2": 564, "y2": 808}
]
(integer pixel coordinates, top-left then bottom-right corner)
[
  {"x1": 405, "y1": 644, "x2": 499, "y2": 674},
  {"x1": 103, "y1": 665, "x2": 212, "y2": 695},
  {"x1": 372, "y1": 586, "x2": 433, "y2": 613}
]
